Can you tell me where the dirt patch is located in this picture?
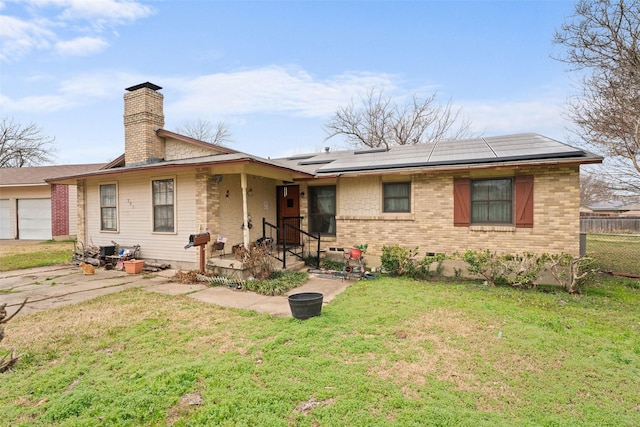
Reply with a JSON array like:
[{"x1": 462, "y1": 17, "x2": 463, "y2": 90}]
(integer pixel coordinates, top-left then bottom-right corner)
[
  {"x1": 166, "y1": 380, "x2": 205, "y2": 425},
  {"x1": 294, "y1": 396, "x2": 335, "y2": 415}
]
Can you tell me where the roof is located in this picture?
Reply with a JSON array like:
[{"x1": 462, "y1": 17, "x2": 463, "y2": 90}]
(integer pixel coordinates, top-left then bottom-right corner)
[
  {"x1": 274, "y1": 133, "x2": 603, "y2": 176},
  {"x1": 43, "y1": 133, "x2": 603, "y2": 184},
  {"x1": 45, "y1": 152, "x2": 312, "y2": 183},
  {"x1": 99, "y1": 128, "x2": 241, "y2": 170},
  {"x1": 587, "y1": 201, "x2": 626, "y2": 211},
  {"x1": 0, "y1": 163, "x2": 106, "y2": 186}
]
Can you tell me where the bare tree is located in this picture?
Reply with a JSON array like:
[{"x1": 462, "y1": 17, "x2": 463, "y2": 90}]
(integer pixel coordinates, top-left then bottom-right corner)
[
  {"x1": 553, "y1": 0, "x2": 640, "y2": 194},
  {"x1": 175, "y1": 118, "x2": 232, "y2": 146},
  {"x1": 324, "y1": 89, "x2": 472, "y2": 149},
  {"x1": 0, "y1": 118, "x2": 55, "y2": 168},
  {"x1": 580, "y1": 171, "x2": 616, "y2": 205}
]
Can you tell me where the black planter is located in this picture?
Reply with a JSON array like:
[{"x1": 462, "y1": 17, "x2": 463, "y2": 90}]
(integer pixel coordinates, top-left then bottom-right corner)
[{"x1": 288, "y1": 292, "x2": 323, "y2": 319}]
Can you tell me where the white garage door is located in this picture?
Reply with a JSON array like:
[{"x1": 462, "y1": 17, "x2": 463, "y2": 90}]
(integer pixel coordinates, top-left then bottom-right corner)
[
  {"x1": 0, "y1": 199, "x2": 9, "y2": 239},
  {"x1": 18, "y1": 198, "x2": 52, "y2": 240}
]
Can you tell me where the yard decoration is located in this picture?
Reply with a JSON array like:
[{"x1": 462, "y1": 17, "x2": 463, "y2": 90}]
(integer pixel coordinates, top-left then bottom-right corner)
[{"x1": 0, "y1": 298, "x2": 27, "y2": 372}]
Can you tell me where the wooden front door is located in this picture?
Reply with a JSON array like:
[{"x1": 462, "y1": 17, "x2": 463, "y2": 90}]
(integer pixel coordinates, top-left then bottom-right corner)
[{"x1": 277, "y1": 185, "x2": 300, "y2": 245}]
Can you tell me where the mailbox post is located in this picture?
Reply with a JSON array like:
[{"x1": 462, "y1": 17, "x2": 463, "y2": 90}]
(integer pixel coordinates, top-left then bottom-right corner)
[{"x1": 184, "y1": 233, "x2": 211, "y2": 273}]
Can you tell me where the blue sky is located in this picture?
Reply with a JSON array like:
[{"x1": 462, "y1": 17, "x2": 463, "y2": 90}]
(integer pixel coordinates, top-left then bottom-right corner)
[{"x1": 1, "y1": 0, "x2": 579, "y2": 165}]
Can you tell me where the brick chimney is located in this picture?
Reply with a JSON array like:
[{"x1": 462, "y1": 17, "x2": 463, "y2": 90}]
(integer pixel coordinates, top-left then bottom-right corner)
[{"x1": 124, "y1": 82, "x2": 165, "y2": 166}]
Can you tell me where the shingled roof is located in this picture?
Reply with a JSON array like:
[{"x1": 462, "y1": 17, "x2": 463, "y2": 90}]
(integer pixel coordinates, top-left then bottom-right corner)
[{"x1": 0, "y1": 164, "x2": 106, "y2": 186}]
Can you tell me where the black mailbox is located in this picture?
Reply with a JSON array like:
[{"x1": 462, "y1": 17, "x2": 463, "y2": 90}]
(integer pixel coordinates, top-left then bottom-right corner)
[{"x1": 184, "y1": 232, "x2": 210, "y2": 249}]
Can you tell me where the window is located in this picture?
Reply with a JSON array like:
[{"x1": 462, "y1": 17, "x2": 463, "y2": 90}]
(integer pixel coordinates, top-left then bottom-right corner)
[
  {"x1": 152, "y1": 178, "x2": 175, "y2": 232},
  {"x1": 308, "y1": 186, "x2": 336, "y2": 235},
  {"x1": 454, "y1": 175, "x2": 533, "y2": 228},
  {"x1": 471, "y1": 178, "x2": 513, "y2": 224},
  {"x1": 100, "y1": 184, "x2": 117, "y2": 231},
  {"x1": 383, "y1": 182, "x2": 410, "y2": 213}
]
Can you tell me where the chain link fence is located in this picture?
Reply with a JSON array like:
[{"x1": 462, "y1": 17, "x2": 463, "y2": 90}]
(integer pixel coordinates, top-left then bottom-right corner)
[{"x1": 583, "y1": 233, "x2": 640, "y2": 277}]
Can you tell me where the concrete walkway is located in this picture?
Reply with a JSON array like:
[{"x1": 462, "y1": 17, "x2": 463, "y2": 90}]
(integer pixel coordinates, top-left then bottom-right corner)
[{"x1": 0, "y1": 265, "x2": 352, "y2": 318}]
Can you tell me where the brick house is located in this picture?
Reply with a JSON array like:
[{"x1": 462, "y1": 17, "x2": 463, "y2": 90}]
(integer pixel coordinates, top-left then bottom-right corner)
[
  {"x1": 47, "y1": 83, "x2": 602, "y2": 270},
  {"x1": 0, "y1": 164, "x2": 105, "y2": 240}
]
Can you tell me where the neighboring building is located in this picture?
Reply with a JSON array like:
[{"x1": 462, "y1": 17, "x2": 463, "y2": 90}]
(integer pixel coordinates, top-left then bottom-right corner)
[
  {"x1": 582, "y1": 202, "x2": 640, "y2": 216},
  {"x1": 0, "y1": 164, "x2": 105, "y2": 240},
  {"x1": 47, "y1": 83, "x2": 603, "y2": 270},
  {"x1": 620, "y1": 203, "x2": 640, "y2": 216}
]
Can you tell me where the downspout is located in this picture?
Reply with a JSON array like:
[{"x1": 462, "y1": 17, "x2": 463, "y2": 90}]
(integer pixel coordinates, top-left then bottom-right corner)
[{"x1": 241, "y1": 172, "x2": 250, "y2": 248}]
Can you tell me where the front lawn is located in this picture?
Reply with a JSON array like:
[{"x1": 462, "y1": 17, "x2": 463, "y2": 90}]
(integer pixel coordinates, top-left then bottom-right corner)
[
  {"x1": 1, "y1": 275, "x2": 638, "y2": 426},
  {"x1": 0, "y1": 241, "x2": 75, "y2": 272}
]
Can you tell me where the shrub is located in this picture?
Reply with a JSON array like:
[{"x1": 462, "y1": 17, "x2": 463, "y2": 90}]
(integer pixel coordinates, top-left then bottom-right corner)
[
  {"x1": 235, "y1": 245, "x2": 274, "y2": 280},
  {"x1": 381, "y1": 245, "x2": 418, "y2": 276},
  {"x1": 244, "y1": 271, "x2": 308, "y2": 296},
  {"x1": 321, "y1": 259, "x2": 345, "y2": 271},
  {"x1": 462, "y1": 250, "x2": 545, "y2": 289},
  {"x1": 507, "y1": 253, "x2": 546, "y2": 289},
  {"x1": 462, "y1": 250, "x2": 510, "y2": 286},
  {"x1": 546, "y1": 254, "x2": 598, "y2": 294},
  {"x1": 381, "y1": 245, "x2": 445, "y2": 279}
]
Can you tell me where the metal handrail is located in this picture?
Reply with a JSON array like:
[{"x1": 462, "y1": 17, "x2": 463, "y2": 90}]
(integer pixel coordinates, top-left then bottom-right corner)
[{"x1": 262, "y1": 218, "x2": 320, "y2": 269}]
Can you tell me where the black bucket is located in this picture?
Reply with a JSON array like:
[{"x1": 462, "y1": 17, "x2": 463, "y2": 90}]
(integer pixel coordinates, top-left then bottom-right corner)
[{"x1": 288, "y1": 292, "x2": 323, "y2": 320}]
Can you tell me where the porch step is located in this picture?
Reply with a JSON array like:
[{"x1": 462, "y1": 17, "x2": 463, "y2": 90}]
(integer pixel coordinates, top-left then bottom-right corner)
[{"x1": 279, "y1": 258, "x2": 308, "y2": 272}]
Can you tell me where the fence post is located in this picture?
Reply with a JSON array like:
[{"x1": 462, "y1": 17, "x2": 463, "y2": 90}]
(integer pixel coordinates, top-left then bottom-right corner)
[{"x1": 579, "y1": 233, "x2": 586, "y2": 257}]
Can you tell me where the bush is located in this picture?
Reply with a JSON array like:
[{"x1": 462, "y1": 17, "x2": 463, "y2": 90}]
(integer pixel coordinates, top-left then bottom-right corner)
[
  {"x1": 235, "y1": 245, "x2": 274, "y2": 280},
  {"x1": 462, "y1": 250, "x2": 545, "y2": 289},
  {"x1": 462, "y1": 250, "x2": 509, "y2": 286},
  {"x1": 381, "y1": 245, "x2": 444, "y2": 279},
  {"x1": 244, "y1": 271, "x2": 308, "y2": 296},
  {"x1": 547, "y1": 254, "x2": 598, "y2": 294},
  {"x1": 321, "y1": 259, "x2": 345, "y2": 271}
]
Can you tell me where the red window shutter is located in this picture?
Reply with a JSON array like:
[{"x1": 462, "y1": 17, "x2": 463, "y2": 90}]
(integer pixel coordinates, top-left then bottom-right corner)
[
  {"x1": 515, "y1": 175, "x2": 534, "y2": 228},
  {"x1": 453, "y1": 178, "x2": 470, "y2": 226}
]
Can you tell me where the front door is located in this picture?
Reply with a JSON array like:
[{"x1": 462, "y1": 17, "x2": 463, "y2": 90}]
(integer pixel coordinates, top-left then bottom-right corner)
[{"x1": 277, "y1": 185, "x2": 300, "y2": 245}]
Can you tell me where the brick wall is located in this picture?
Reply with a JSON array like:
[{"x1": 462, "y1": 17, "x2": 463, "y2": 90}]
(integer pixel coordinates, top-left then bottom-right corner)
[
  {"x1": 124, "y1": 87, "x2": 165, "y2": 165},
  {"x1": 77, "y1": 180, "x2": 86, "y2": 245},
  {"x1": 50, "y1": 184, "x2": 69, "y2": 238},
  {"x1": 195, "y1": 168, "x2": 222, "y2": 258},
  {"x1": 166, "y1": 140, "x2": 218, "y2": 160},
  {"x1": 320, "y1": 166, "x2": 582, "y2": 265}
]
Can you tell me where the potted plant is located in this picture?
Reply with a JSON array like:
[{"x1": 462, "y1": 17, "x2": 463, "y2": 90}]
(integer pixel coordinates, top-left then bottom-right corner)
[{"x1": 350, "y1": 243, "x2": 368, "y2": 259}]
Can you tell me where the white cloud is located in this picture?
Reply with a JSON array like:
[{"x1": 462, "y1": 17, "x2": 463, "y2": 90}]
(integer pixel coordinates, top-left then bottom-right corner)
[
  {"x1": 55, "y1": 36, "x2": 108, "y2": 55},
  {"x1": 1, "y1": 0, "x2": 153, "y2": 60},
  {"x1": 460, "y1": 96, "x2": 569, "y2": 140},
  {"x1": 1, "y1": 70, "x2": 143, "y2": 112},
  {"x1": 55, "y1": 0, "x2": 154, "y2": 23},
  {"x1": 0, "y1": 14, "x2": 54, "y2": 61},
  {"x1": 167, "y1": 66, "x2": 399, "y2": 119}
]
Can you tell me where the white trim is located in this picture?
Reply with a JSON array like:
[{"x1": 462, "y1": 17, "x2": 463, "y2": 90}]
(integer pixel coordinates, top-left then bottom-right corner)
[
  {"x1": 99, "y1": 182, "x2": 119, "y2": 233},
  {"x1": 151, "y1": 175, "x2": 177, "y2": 234}
]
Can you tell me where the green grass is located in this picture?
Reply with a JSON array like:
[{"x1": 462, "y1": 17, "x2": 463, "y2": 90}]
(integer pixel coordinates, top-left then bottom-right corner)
[
  {"x1": 0, "y1": 241, "x2": 75, "y2": 271},
  {"x1": 1, "y1": 275, "x2": 639, "y2": 426},
  {"x1": 586, "y1": 233, "x2": 640, "y2": 275}
]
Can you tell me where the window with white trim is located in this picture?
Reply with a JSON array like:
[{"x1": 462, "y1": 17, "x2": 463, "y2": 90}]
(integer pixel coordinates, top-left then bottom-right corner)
[
  {"x1": 152, "y1": 178, "x2": 175, "y2": 232},
  {"x1": 100, "y1": 183, "x2": 118, "y2": 231}
]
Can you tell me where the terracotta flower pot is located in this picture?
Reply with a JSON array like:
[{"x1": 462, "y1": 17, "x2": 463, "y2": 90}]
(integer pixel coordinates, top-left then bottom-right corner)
[{"x1": 349, "y1": 248, "x2": 363, "y2": 259}]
